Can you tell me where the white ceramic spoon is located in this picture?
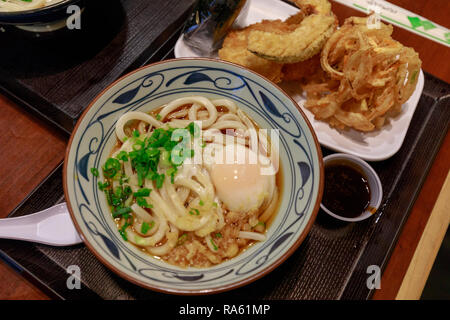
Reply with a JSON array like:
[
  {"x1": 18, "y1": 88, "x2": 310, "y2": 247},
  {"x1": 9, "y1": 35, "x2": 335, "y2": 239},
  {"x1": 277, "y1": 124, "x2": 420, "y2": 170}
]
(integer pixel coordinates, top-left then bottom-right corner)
[{"x1": 0, "y1": 203, "x2": 83, "y2": 246}]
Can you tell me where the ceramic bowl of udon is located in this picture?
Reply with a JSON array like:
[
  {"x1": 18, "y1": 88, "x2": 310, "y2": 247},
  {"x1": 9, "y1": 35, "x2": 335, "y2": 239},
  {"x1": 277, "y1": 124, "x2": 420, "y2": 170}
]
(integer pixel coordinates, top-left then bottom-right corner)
[
  {"x1": 64, "y1": 58, "x2": 324, "y2": 294},
  {"x1": 0, "y1": 0, "x2": 84, "y2": 33}
]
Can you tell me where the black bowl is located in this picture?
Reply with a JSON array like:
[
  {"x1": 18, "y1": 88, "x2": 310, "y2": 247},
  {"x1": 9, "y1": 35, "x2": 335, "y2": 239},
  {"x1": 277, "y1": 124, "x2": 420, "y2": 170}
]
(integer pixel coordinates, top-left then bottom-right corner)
[{"x1": 0, "y1": 0, "x2": 84, "y2": 29}]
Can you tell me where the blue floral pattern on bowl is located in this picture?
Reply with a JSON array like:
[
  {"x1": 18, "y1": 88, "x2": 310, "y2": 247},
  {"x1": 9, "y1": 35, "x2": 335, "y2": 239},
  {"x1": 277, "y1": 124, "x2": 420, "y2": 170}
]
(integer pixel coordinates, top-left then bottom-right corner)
[{"x1": 64, "y1": 58, "x2": 323, "y2": 294}]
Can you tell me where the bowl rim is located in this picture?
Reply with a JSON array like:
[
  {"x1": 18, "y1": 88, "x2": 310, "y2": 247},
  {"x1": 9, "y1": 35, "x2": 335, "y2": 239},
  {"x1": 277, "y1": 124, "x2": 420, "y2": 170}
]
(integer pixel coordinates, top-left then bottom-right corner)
[
  {"x1": 0, "y1": 0, "x2": 75, "y2": 16},
  {"x1": 63, "y1": 57, "x2": 324, "y2": 295},
  {"x1": 320, "y1": 153, "x2": 383, "y2": 222}
]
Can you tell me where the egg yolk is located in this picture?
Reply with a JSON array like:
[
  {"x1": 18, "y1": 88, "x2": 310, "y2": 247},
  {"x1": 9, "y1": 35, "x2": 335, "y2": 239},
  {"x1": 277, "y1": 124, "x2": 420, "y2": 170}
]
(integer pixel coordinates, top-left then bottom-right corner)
[{"x1": 209, "y1": 145, "x2": 273, "y2": 213}]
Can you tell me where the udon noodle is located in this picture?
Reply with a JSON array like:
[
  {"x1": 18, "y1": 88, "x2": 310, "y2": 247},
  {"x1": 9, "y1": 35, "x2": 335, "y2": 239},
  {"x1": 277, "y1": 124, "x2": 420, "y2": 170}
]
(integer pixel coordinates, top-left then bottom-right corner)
[
  {"x1": 0, "y1": 0, "x2": 63, "y2": 12},
  {"x1": 95, "y1": 96, "x2": 280, "y2": 268}
]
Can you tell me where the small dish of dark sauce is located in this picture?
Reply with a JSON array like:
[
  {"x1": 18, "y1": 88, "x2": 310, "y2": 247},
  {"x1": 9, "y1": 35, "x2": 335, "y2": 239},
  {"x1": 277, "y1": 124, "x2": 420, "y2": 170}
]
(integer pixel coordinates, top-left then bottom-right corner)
[
  {"x1": 322, "y1": 161, "x2": 371, "y2": 218},
  {"x1": 320, "y1": 153, "x2": 382, "y2": 222}
]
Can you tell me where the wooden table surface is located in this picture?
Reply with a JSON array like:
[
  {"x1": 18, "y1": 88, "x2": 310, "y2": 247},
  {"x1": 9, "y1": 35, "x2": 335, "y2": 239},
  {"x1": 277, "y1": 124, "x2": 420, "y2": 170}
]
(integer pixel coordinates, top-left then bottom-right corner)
[{"x1": 0, "y1": 0, "x2": 449, "y2": 300}]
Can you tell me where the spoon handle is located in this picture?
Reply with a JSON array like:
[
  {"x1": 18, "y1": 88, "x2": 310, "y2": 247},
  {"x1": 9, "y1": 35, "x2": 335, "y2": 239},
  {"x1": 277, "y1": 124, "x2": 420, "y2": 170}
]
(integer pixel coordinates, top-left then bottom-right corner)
[{"x1": 0, "y1": 203, "x2": 83, "y2": 246}]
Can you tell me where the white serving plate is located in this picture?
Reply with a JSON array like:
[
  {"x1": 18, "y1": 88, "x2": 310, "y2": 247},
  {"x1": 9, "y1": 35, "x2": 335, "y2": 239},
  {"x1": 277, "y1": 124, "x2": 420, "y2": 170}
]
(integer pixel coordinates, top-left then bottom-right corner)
[{"x1": 174, "y1": 0, "x2": 425, "y2": 161}]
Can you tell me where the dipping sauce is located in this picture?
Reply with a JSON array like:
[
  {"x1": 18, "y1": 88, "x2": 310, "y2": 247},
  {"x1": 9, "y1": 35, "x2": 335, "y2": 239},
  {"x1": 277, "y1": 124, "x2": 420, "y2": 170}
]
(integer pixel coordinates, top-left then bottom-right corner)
[{"x1": 322, "y1": 161, "x2": 371, "y2": 218}]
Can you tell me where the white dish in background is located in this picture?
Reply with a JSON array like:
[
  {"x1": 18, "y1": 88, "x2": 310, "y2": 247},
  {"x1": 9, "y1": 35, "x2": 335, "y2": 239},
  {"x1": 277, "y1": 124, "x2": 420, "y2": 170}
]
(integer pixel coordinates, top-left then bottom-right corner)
[{"x1": 174, "y1": 0, "x2": 425, "y2": 161}]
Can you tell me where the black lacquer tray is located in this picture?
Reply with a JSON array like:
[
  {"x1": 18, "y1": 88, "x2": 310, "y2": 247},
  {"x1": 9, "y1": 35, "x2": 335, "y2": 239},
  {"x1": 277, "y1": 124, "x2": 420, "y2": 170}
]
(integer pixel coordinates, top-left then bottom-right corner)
[{"x1": 0, "y1": 0, "x2": 449, "y2": 300}]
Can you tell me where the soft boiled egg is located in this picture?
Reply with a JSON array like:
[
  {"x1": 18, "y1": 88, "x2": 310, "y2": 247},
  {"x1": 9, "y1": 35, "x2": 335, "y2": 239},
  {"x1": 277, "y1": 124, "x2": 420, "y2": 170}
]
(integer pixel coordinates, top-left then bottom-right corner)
[{"x1": 207, "y1": 143, "x2": 276, "y2": 213}]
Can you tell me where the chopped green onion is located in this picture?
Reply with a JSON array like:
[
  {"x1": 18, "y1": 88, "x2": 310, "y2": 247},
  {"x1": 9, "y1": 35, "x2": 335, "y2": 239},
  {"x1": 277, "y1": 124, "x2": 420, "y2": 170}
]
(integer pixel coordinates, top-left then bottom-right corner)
[
  {"x1": 133, "y1": 188, "x2": 151, "y2": 197},
  {"x1": 163, "y1": 140, "x2": 178, "y2": 151},
  {"x1": 99, "y1": 124, "x2": 203, "y2": 236},
  {"x1": 134, "y1": 164, "x2": 148, "y2": 187},
  {"x1": 159, "y1": 149, "x2": 171, "y2": 168},
  {"x1": 186, "y1": 122, "x2": 200, "y2": 137},
  {"x1": 119, "y1": 228, "x2": 128, "y2": 241},
  {"x1": 146, "y1": 148, "x2": 160, "y2": 158},
  {"x1": 136, "y1": 197, "x2": 152, "y2": 208},
  {"x1": 112, "y1": 207, "x2": 132, "y2": 218},
  {"x1": 123, "y1": 186, "x2": 132, "y2": 196},
  {"x1": 97, "y1": 181, "x2": 109, "y2": 191},
  {"x1": 141, "y1": 221, "x2": 151, "y2": 234},
  {"x1": 210, "y1": 238, "x2": 218, "y2": 251},
  {"x1": 90, "y1": 167, "x2": 99, "y2": 177},
  {"x1": 114, "y1": 186, "x2": 123, "y2": 198},
  {"x1": 189, "y1": 208, "x2": 200, "y2": 216},
  {"x1": 166, "y1": 167, "x2": 177, "y2": 184},
  {"x1": 105, "y1": 189, "x2": 113, "y2": 205},
  {"x1": 119, "y1": 215, "x2": 132, "y2": 242},
  {"x1": 256, "y1": 221, "x2": 266, "y2": 227},
  {"x1": 119, "y1": 176, "x2": 129, "y2": 185},
  {"x1": 103, "y1": 158, "x2": 121, "y2": 178},
  {"x1": 177, "y1": 234, "x2": 188, "y2": 246},
  {"x1": 155, "y1": 173, "x2": 165, "y2": 189},
  {"x1": 146, "y1": 171, "x2": 158, "y2": 180},
  {"x1": 132, "y1": 140, "x2": 144, "y2": 151},
  {"x1": 124, "y1": 195, "x2": 133, "y2": 207},
  {"x1": 116, "y1": 151, "x2": 129, "y2": 161},
  {"x1": 199, "y1": 200, "x2": 204, "y2": 206}
]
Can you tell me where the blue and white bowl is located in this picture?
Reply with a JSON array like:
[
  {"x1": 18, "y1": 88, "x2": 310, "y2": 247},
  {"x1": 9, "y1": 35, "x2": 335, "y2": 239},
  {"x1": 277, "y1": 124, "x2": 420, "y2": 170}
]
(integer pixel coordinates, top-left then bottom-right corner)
[{"x1": 64, "y1": 58, "x2": 324, "y2": 294}]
